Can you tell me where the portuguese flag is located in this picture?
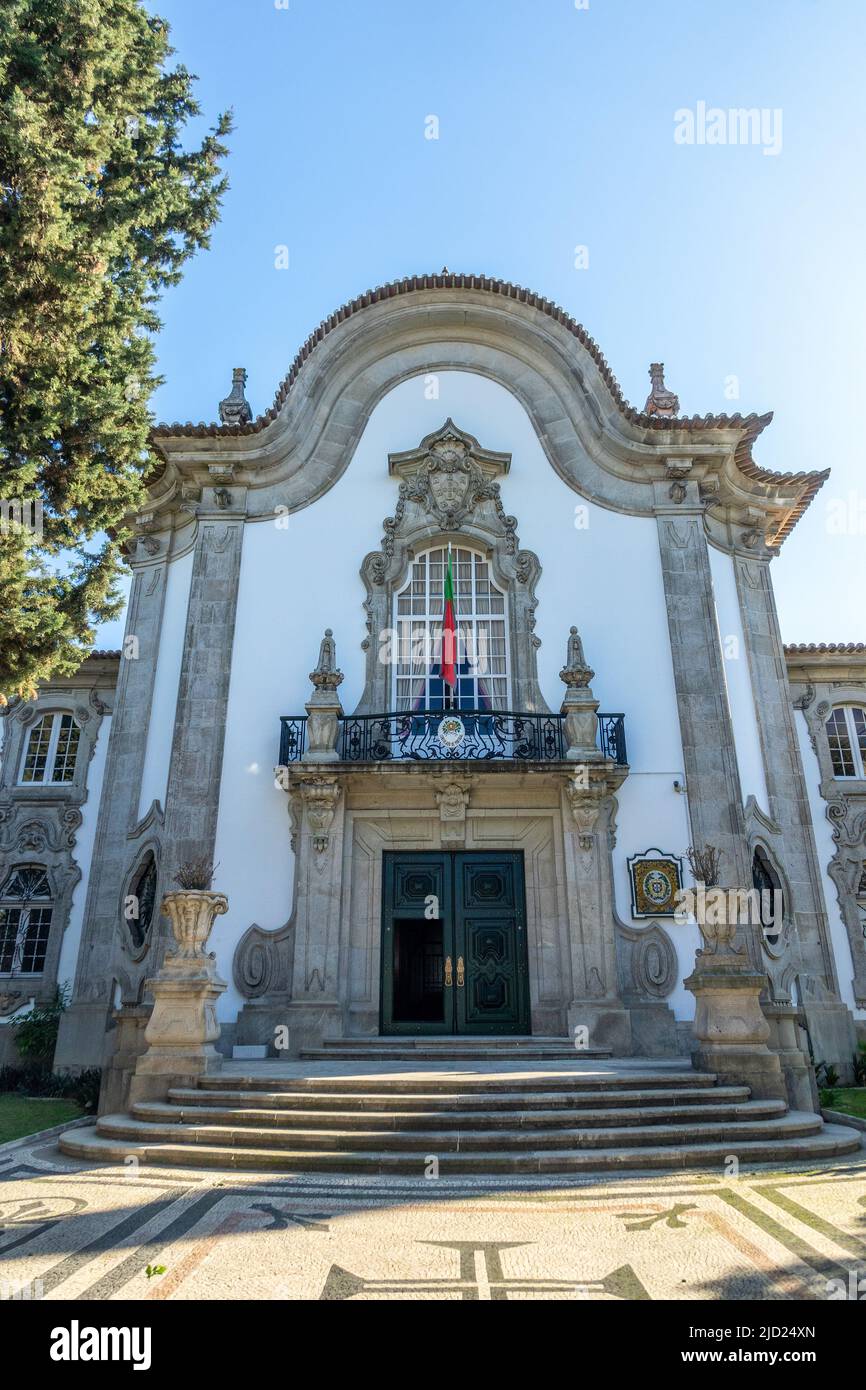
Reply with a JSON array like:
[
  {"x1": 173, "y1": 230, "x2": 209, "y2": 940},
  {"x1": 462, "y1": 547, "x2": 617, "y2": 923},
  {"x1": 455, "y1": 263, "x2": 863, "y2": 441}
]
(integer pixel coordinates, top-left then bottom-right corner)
[{"x1": 442, "y1": 547, "x2": 457, "y2": 691}]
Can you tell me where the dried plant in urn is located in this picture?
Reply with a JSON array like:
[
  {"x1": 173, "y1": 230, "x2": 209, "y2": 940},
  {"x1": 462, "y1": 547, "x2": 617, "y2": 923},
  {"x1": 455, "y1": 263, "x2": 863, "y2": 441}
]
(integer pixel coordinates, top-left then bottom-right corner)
[
  {"x1": 173, "y1": 858, "x2": 219, "y2": 892},
  {"x1": 685, "y1": 843, "x2": 723, "y2": 890}
]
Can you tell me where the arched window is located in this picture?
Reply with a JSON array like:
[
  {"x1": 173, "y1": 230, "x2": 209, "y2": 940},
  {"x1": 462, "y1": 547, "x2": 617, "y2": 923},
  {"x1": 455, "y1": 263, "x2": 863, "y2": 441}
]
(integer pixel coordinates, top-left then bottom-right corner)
[
  {"x1": 19, "y1": 713, "x2": 81, "y2": 784},
  {"x1": 0, "y1": 866, "x2": 53, "y2": 974},
  {"x1": 125, "y1": 854, "x2": 158, "y2": 951},
  {"x1": 393, "y1": 546, "x2": 509, "y2": 711},
  {"x1": 751, "y1": 847, "x2": 784, "y2": 951},
  {"x1": 825, "y1": 706, "x2": 866, "y2": 778}
]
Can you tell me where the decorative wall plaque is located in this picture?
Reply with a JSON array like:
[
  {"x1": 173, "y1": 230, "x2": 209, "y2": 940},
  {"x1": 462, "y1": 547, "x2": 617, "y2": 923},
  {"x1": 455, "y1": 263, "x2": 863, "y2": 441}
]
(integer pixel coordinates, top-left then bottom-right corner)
[{"x1": 627, "y1": 849, "x2": 683, "y2": 919}]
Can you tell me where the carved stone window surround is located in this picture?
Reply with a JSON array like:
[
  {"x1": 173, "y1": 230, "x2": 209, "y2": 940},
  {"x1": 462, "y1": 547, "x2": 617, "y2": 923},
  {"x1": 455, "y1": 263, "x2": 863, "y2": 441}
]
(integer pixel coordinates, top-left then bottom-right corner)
[
  {"x1": 356, "y1": 420, "x2": 548, "y2": 716},
  {"x1": 0, "y1": 688, "x2": 109, "y2": 1005},
  {"x1": 798, "y1": 679, "x2": 866, "y2": 1007}
]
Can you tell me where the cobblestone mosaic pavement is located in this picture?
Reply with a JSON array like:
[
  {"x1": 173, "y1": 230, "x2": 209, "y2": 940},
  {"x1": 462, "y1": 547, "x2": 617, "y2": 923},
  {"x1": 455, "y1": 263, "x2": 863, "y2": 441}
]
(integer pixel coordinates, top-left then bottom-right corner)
[{"x1": 1, "y1": 1127, "x2": 864, "y2": 1301}]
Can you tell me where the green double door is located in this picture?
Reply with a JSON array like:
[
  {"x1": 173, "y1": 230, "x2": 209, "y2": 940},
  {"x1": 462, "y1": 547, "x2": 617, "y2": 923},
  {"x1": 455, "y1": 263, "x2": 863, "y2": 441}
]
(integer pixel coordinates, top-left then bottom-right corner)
[{"x1": 381, "y1": 851, "x2": 530, "y2": 1036}]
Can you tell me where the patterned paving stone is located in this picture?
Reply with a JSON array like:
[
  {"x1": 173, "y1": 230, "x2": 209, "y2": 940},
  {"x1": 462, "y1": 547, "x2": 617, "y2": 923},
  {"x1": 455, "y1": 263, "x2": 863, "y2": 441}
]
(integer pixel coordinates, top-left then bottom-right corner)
[{"x1": 1, "y1": 1133, "x2": 864, "y2": 1301}]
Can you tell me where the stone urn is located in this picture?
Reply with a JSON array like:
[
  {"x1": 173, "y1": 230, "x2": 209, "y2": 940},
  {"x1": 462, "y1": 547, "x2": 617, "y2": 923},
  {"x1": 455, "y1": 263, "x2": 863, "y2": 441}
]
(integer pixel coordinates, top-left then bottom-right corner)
[
  {"x1": 129, "y1": 889, "x2": 229, "y2": 1105},
  {"x1": 161, "y1": 889, "x2": 228, "y2": 959}
]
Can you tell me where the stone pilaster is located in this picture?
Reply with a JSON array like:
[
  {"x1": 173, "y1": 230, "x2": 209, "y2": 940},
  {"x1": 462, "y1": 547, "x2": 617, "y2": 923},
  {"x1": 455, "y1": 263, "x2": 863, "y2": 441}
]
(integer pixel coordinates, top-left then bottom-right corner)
[
  {"x1": 734, "y1": 554, "x2": 858, "y2": 1072},
  {"x1": 161, "y1": 520, "x2": 244, "y2": 871},
  {"x1": 655, "y1": 494, "x2": 758, "y2": 958},
  {"x1": 280, "y1": 770, "x2": 346, "y2": 1053},
  {"x1": 55, "y1": 550, "x2": 169, "y2": 1069}
]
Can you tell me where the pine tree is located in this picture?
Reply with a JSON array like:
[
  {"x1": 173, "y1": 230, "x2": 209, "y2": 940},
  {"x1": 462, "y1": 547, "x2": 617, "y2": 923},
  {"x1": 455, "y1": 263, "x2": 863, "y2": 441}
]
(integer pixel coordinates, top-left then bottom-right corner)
[{"x1": 0, "y1": 0, "x2": 231, "y2": 701}]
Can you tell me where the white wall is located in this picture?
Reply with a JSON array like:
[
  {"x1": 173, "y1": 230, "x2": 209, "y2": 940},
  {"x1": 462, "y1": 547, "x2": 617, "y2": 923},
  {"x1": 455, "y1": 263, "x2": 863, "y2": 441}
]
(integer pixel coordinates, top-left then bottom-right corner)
[
  {"x1": 137, "y1": 545, "x2": 194, "y2": 822},
  {"x1": 211, "y1": 371, "x2": 692, "y2": 1019},
  {"x1": 795, "y1": 709, "x2": 865, "y2": 1020},
  {"x1": 708, "y1": 546, "x2": 770, "y2": 814}
]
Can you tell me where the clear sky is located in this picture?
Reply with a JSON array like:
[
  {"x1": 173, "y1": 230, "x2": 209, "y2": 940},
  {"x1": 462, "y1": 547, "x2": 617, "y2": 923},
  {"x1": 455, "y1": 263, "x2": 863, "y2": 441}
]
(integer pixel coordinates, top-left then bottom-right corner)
[{"x1": 105, "y1": 0, "x2": 866, "y2": 646}]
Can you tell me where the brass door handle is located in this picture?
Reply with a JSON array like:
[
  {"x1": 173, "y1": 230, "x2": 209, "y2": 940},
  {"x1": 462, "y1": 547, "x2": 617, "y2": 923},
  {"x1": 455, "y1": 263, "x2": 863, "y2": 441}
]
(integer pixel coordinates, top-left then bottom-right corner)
[
  {"x1": 444, "y1": 955, "x2": 453, "y2": 987},
  {"x1": 456, "y1": 956, "x2": 465, "y2": 987}
]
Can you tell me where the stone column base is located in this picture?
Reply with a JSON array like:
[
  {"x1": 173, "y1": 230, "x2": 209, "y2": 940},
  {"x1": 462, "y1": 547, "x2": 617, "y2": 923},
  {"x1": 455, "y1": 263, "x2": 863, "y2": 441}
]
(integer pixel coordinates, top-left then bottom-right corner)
[
  {"x1": 98, "y1": 1004, "x2": 152, "y2": 1115},
  {"x1": 764, "y1": 1002, "x2": 819, "y2": 1112},
  {"x1": 235, "y1": 998, "x2": 343, "y2": 1056},
  {"x1": 691, "y1": 1044, "x2": 786, "y2": 1101},
  {"x1": 685, "y1": 953, "x2": 786, "y2": 1102},
  {"x1": 53, "y1": 1000, "x2": 115, "y2": 1072},
  {"x1": 799, "y1": 1000, "x2": 859, "y2": 1084},
  {"x1": 278, "y1": 1002, "x2": 344, "y2": 1057},
  {"x1": 128, "y1": 967, "x2": 226, "y2": 1104},
  {"x1": 567, "y1": 1001, "x2": 633, "y2": 1055}
]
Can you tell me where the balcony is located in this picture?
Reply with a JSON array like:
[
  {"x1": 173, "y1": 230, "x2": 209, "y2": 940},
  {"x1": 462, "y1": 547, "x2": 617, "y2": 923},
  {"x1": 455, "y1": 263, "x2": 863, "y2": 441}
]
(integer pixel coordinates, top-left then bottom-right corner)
[{"x1": 278, "y1": 710, "x2": 627, "y2": 765}]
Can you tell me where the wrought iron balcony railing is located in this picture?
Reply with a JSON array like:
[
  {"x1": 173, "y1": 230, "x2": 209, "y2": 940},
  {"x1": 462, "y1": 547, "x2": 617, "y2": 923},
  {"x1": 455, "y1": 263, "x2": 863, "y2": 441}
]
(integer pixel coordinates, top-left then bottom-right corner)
[{"x1": 278, "y1": 710, "x2": 627, "y2": 766}]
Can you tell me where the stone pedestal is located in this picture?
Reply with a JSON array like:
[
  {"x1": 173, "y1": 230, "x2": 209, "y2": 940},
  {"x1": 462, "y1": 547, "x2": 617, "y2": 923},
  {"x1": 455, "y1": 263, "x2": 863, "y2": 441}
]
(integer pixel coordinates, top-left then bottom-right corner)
[
  {"x1": 301, "y1": 629, "x2": 344, "y2": 763},
  {"x1": 128, "y1": 890, "x2": 228, "y2": 1105},
  {"x1": 764, "y1": 1001, "x2": 819, "y2": 1112},
  {"x1": 98, "y1": 1004, "x2": 151, "y2": 1115},
  {"x1": 685, "y1": 951, "x2": 786, "y2": 1100}
]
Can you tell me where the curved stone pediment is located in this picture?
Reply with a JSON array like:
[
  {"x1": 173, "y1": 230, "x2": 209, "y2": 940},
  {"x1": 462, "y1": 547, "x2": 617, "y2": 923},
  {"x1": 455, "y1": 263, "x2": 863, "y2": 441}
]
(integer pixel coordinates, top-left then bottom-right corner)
[{"x1": 142, "y1": 276, "x2": 825, "y2": 558}]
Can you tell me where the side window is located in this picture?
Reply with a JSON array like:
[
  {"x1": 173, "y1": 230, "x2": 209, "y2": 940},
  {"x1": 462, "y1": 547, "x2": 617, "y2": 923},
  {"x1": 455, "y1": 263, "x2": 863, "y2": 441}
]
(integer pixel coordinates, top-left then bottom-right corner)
[
  {"x1": 125, "y1": 854, "x2": 158, "y2": 951},
  {"x1": 0, "y1": 866, "x2": 54, "y2": 974},
  {"x1": 19, "y1": 713, "x2": 81, "y2": 785},
  {"x1": 751, "y1": 847, "x2": 784, "y2": 952}
]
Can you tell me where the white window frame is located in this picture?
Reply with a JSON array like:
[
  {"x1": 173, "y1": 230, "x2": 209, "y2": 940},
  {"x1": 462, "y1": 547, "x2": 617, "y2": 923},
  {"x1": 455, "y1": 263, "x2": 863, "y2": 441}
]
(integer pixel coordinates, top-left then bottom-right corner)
[
  {"x1": 825, "y1": 705, "x2": 866, "y2": 780},
  {"x1": 392, "y1": 545, "x2": 511, "y2": 711},
  {"x1": 18, "y1": 712, "x2": 81, "y2": 786}
]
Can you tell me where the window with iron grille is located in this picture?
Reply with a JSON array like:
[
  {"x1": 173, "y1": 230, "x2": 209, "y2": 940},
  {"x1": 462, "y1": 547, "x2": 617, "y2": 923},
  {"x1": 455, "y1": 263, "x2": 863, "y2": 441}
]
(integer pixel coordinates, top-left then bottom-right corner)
[
  {"x1": 393, "y1": 546, "x2": 509, "y2": 711},
  {"x1": 0, "y1": 866, "x2": 53, "y2": 975},
  {"x1": 825, "y1": 706, "x2": 866, "y2": 779},
  {"x1": 19, "y1": 713, "x2": 81, "y2": 784}
]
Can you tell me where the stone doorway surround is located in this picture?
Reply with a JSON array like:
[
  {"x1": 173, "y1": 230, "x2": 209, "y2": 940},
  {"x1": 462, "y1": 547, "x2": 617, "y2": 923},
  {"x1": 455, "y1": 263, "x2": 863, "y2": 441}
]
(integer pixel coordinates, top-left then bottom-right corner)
[{"x1": 232, "y1": 757, "x2": 677, "y2": 1059}]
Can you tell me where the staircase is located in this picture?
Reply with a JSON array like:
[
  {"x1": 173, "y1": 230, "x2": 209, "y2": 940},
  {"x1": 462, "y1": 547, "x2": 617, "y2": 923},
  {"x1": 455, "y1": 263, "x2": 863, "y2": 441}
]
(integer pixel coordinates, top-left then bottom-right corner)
[{"x1": 59, "y1": 1046, "x2": 862, "y2": 1175}]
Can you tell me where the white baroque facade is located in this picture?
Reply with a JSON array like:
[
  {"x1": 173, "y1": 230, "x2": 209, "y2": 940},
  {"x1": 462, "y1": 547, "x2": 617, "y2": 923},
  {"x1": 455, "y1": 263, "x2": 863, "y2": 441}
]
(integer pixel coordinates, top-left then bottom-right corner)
[{"x1": 1, "y1": 275, "x2": 863, "y2": 1087}]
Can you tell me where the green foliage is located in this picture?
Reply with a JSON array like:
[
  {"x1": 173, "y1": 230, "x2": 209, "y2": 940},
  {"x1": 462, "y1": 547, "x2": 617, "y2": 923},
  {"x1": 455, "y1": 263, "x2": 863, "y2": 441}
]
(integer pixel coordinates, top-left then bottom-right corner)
[
  {"x1": 853, "y1": 1041, "x2": 866, "y2": 1087},
  {"x1": 819, "y1": 1086, "x2": 839, "y2": 1110},
  {"x1": 145, "y1": 1265, "x2": 167, "y2": 1279},
  {"x1": 815, "y1": 1060, "x2": 840, "y2": 1090},
  {"x1": 0, "y1": 0, "x2": 231, "y2": 700},
  {"x1": 0, "y1": 1063, "x2": 102, "y2": 1109},
  {"x1": 10, "y1": 981, "x2": 69, "y2": 1061}
]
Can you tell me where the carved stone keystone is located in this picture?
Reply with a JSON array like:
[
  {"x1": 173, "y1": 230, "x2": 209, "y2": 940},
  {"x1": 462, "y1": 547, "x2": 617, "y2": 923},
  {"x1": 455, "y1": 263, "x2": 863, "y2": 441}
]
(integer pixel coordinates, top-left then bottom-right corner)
[{"x1": 128, "y1": 889, "x2": 228, "y2": 1104}]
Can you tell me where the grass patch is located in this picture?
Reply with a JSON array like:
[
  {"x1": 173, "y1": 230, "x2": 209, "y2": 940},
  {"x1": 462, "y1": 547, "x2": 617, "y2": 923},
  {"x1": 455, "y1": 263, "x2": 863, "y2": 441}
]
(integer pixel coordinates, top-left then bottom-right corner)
[
  {"x1": 0, "y1": 1095, "x2": 83, "y2": 1144},
  {"x1": 827, "y1": 1088, "x2": 866, "y2": 1119}
]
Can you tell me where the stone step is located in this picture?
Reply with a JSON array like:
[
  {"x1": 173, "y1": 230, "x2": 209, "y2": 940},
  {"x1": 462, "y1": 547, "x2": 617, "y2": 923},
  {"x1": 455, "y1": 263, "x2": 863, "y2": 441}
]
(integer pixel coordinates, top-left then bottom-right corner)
[
  {"x1": 300, "y1": 1047, "x2": 600, "y2": 1061},
  {"x1": 106, "y1": 1111, "x2": 821, "y2": 1152},
  {"x1": 301, "y1": 1039, "x2": 608, "y2": 1061},
  {"x1": 317, "y1": 1036, "x2": 573, "y2": 1048},
  {"x1": 139, "y1": 1097, "x2": 785, "y2": 1131},
  {"x1": 196, "y1": 1071, "x2": 718, "y2": 1096},
  {"x1": 59, "y1": 1120, "x2": 863, "y2": 1174},
  {"x1": 168, "y1": 1081, "x2": 750, "y2": 1112}
]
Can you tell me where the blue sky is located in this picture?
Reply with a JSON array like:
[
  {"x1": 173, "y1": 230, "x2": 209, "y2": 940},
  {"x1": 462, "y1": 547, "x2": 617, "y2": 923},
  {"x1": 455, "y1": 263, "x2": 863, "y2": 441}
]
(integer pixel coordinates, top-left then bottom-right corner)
[{"x1": 113, "y1": 0, "x2": 866, "y2": 645}]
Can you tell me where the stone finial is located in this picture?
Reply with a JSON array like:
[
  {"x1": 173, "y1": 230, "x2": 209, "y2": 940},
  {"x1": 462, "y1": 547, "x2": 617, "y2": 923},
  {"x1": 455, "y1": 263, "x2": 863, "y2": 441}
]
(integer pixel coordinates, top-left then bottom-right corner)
[
  {"x1": 559, "y1": 626, "x2": 594, "y2": 689},
  {"x1": 218, "y1": 367, "x2": 252, "y2": 426},
  {"x1": 644, "y1": 362, "x2": 680, "y2": 419},
  {"x1": 309, "y1": 629, "x2": 344, "y2": 692}
]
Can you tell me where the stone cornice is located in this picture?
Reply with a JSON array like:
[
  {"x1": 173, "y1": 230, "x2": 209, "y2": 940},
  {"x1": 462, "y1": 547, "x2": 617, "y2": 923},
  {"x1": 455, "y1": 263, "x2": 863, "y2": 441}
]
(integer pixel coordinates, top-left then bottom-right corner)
[
  {"x1": 785, "y1": 644, "x2": 866, "y2": 686},
  {"x1": 139, "y1": 274, "x2": 826, "y2": 552}
]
